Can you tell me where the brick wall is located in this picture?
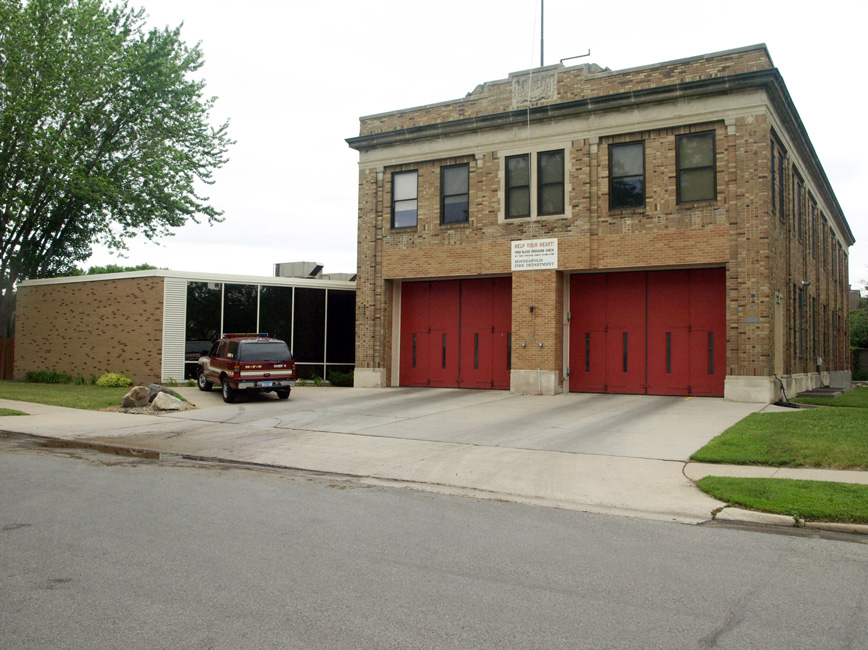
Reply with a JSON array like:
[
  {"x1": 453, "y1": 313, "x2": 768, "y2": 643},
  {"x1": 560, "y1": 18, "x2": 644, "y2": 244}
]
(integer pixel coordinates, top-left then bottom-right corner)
[
  {"x1": 355, "y1": 124, "x2": 735, "y2": 380},
  {"x1": 15, "y1": 277, "x2": 165, "y2": 382},
  {"x1": 511, "y1": 270, "x2": 563, "y2": 386},
  {"x1": 351, "y1": 45, "x2": 852, "y2": 392}
]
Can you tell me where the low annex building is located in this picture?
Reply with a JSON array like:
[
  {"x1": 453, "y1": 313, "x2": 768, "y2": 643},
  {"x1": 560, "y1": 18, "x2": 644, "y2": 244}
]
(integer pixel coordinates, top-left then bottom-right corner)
[
  {"x1": 346, "y1": 45, "x2": 854, "y2": 403},
  {"x1": 14, "y1": 268, "x2": 356, "y2": 383}
]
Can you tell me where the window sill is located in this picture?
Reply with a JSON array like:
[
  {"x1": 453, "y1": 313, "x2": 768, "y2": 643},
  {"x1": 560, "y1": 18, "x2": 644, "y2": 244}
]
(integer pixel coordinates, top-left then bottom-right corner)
[
  {"x1": 676, "y1": 199, "x2": 718, "y2": 208},
  {"x1": 501, "y1": 213, "x2": 568, "y2": 224},
  {"x1": 608, "y1": 207, "x2": 646, "y2": 217}
]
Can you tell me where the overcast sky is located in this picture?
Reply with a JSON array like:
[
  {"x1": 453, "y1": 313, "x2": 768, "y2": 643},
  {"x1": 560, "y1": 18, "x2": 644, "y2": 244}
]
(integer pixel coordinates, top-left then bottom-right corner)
[{"x1": 85, "y1": 0, "x2": 868, "y2": 291}]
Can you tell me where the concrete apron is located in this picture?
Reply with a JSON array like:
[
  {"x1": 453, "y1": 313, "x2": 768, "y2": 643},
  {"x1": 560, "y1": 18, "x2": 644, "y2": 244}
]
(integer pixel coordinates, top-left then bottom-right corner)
[{"x1": 0, "y1": 388, "x2": 776, "y2": 524}]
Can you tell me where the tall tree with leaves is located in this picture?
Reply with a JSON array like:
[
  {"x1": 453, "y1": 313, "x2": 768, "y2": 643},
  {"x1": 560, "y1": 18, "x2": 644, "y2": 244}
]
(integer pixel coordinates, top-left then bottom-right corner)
[{"x1": 0, "y1": 0, "x2": 232, "y2": 331}]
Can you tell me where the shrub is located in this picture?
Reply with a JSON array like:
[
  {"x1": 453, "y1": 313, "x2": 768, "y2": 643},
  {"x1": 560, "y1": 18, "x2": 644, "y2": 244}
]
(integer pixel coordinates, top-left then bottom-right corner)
[
  {"x1": 25, "y1": 371, "x2": 72, "y2": 384},
  {"x1": 296, "y1": 379, "x2": 308, "y2": 387},
  {"x1": 311, "y1": 375, "x2": 325, "y2": 387},
  {"x1": 854, "y1": 370, "x2": 868, "y2": 382},
  {"x1": 74, "y1": 375, "x2": 87, "y2": 385},
  {"x1": 185, "y1": 379, "x2": 196, "y2": 387},
  {"x1": 164, "y1": 377, "x2": 178, "y2": 387},
  {"x1": 327, "y1": 370, "x2": 354, "y2": 387},
  {"x1": 95, "y1": 372, "x2": 134, "y2": 387}
]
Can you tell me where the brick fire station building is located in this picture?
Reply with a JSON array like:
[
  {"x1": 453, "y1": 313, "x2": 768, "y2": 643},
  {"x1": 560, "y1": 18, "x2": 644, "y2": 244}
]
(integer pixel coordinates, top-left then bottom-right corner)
[{"x1": 346, "y1": 45, "x2": 854, "y2": 403}]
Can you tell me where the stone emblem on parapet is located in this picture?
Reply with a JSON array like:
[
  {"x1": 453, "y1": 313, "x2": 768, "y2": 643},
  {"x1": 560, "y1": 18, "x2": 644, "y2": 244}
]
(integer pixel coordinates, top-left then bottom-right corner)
[{"x1": 512, "y1": 69, "x2": 557, "y2": 107}]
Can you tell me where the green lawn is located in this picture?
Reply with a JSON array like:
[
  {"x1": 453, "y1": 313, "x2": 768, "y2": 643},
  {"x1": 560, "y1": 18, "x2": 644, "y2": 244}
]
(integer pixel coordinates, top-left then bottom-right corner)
[
  {"x1": 690, "y1": 407, "x2": 868, "y2": 469},
  {"x1": 0, "y1": 381, "x2": 130, "y2": 410},
  {"x1": 693, "y1": 386, "x2": 868, "y2": 523},
  {"x1": 698, "y1": 476, "x2": 868, "y2": 523},
  {"x1": 0, "y1": 407, "x2": 27, "y2": 416}
]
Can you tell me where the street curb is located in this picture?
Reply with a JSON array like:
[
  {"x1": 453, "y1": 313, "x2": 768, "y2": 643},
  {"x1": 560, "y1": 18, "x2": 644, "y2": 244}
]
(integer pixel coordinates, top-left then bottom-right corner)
[
  {"x1": 2, "y1": 431, "x2": 710, "y2": 524},
  {"x1": 714, "y1": 507, "x2": 797, "y2": 527},
  {"x1": 713, "y1": 506, "x2": 868, "y2": 535},
  {"x1": 7, "y1": 430, "x2": 867, "y2": 533},
  {"x1": 803, "y1": 521, "x2": 868, "y2": 535}
]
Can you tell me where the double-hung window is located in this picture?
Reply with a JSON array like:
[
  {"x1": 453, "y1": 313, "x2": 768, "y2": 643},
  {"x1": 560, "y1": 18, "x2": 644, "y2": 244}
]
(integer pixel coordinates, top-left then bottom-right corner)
[
  {"x1": 676, "y1": 132, "x2": 716, "y2": 203},
  {"x1": 392, "y1": 171, "x2": 418, "y2": 229},
  {"x1": 506, "y1": 154, "x2": 530, "y2": 218},
  {"x1": 505, "y1": 149, "x2": 566, "y2": 219},
  {"x1": 610, "y1": 142, "x2": 645, "y2": 210},
  {"x1": 771, "y1": 138, "x2": 786, "y2": 221},
  {"x1": 441, "y1": 164, "x2": 469, "y2": 224},
  {"x1": 794, "y1": 174, "x2": 803, "y2": 241},
  {"x1": 538, "y1": 150, "x2": 564, "y2": 215}
]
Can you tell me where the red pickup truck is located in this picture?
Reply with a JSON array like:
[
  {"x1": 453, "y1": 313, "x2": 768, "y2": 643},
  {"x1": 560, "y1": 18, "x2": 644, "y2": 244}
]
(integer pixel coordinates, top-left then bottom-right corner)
[{"x1": 197, "y1": 333, "x2": 296, "y2": 403}]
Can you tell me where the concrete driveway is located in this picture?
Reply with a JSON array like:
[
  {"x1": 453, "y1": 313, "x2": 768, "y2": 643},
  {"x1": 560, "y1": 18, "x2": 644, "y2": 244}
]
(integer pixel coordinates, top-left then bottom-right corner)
[{"x1": 173, "y1": 386, "x2": 767, "y2": 462}]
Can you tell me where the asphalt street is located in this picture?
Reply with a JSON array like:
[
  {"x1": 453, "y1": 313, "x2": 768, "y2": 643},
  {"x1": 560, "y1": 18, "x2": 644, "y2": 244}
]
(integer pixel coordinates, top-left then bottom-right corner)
[{"x1": 2, "y1": 435, "x2": 866, "y2": 650}]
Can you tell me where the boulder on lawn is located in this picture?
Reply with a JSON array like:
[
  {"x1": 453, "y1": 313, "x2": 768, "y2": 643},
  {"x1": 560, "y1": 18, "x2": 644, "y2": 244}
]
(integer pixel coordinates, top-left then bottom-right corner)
[
  {"x1": 148, "y1": 383, "x2": 180, "y2": 403},
  {"x1": 151, "y1": 392, "x2": 185, "y2": 411},
  {"x1": 122, "y1": 386, "x2": 151, "y2": 408}
]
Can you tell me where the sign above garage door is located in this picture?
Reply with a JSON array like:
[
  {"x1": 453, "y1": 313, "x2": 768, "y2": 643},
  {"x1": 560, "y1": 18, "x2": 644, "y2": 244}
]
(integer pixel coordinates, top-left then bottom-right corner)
[{"x1": 511, "y1": 239, "x2": 557, "y2": 271}]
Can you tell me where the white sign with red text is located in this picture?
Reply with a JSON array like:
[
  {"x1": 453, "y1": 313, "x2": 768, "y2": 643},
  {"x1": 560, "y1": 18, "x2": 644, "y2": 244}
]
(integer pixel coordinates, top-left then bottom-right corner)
[{"x1": 511, "y1": 239, "x2": 558, "y2": 271}]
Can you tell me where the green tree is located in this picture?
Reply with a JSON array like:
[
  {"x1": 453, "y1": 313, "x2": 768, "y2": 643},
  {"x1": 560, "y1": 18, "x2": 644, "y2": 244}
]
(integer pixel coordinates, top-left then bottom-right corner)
[
  {"x1": 852, "y1": 306, "x2": 868, "y2": 350},
  {"x1": 85, "y1": 263, "x2": 160, "y2": 275},
  {"x1": 0, "y1": 0, "x2": 232, "y2": 331}
]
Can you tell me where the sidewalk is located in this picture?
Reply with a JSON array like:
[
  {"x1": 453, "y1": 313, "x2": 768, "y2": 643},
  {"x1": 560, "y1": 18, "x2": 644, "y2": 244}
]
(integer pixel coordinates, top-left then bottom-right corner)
[{"x1": 2, "y1": 390, "x2": 866, "y2": 533}]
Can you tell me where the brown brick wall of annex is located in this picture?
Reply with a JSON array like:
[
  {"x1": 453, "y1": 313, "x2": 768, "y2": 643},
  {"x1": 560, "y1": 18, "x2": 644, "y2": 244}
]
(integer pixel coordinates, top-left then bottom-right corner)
[
  {"x1": 14, "y1": 277, "x2": 165, "y2": 382},
  {"x1": 359, "y1": 48, "x2": 773, "y2": 136}
]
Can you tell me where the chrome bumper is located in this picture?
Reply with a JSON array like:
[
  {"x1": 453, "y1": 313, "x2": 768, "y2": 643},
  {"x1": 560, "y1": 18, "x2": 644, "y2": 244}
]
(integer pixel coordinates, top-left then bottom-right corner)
[{"x1": 238, "y1": 379, "x2": 296, "y2": 390}]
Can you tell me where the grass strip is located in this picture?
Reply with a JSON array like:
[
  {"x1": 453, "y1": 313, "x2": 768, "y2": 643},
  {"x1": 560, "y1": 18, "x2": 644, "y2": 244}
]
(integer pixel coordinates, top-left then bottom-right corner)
[
  {"x1": 0, "y1": 408, "x2": 27, "y2": 416},
  {"x1": 691, "y1": 408, "x2": 868, "y2": 469},
  {"x1": 0, "y1": 381, "x2": 131, "y2": 410},
  {"x1": 793, "y1": 386, "x2": 868, "y2": 408},
  {"x1": 697, "y1": 476, "x2": 868, "y2": 523}
]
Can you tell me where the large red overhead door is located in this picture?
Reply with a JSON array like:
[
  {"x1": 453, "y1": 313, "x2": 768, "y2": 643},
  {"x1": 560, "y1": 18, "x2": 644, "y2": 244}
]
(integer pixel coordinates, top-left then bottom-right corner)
[
  {"x1": 400, "y1": 278, "x2": 511, "y2": 389},
  {"x1": 569, "y1": 269, "x2": 725, "y2": 397}
]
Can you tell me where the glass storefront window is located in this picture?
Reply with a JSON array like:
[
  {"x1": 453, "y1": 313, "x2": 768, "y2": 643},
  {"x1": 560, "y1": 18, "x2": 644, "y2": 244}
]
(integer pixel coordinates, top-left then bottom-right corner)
[
  {"x1": 259, "y1": 285, "x2": 294, "y2": 346},
  {"x1": 223, "y1": 284, "x2": 258, "y2": 335}
]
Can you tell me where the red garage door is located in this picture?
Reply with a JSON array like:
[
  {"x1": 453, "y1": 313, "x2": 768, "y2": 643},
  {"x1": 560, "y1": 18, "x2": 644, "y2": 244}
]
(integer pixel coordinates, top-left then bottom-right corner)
[
  {"x1": 569, "y1": 269, "x2": 725, "y2": 396},
  {"x1": 400, "y1": 278, "x2": 511, "y2": 389}
]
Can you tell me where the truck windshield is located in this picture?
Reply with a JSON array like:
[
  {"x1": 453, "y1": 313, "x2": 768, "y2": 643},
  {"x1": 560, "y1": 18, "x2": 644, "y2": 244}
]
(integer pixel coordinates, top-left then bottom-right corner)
[{"x1": 238, "y1": 341, "x2": 292, "y2": 362}]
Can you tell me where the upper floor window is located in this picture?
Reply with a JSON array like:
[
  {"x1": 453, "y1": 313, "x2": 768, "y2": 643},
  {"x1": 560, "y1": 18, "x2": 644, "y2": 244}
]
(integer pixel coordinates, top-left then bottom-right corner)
[
  {"x1": 503, "y1": 148, "x2": 567, "y2": 220},
  {"x1": 441, "y1": 164, "x2": 469, "y2": 225},
  {"x1": 538, "y1": 150, "x2": 565, "y2": 215},
  {"x1": 770, "y1": 139, "x2": 777, "y2": 214},
  {"x1": 777, "y1": 153, "x2": 785, "y2": 218},
  {"x1": 610, "y1": 142, "x2": 645, "y2": 210},
  {"x1": 821, "y1": 215, "x2": 828, "y2": 267},
  {"x1": 506, "y1": 154, "x2": 530, "y2": 218},
  {"x1": 676, "y1": 132, "x2": 715, "y2": 203},
  {"x1": 771, "y1": 138, "x2": 786, "y2": 221},
  {"x1": 794, "y1": 174, "x2": 803, "y2": 241},
  {"x1": 392, "y1": 170, "x2": 418, "y2": 229}
]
